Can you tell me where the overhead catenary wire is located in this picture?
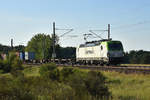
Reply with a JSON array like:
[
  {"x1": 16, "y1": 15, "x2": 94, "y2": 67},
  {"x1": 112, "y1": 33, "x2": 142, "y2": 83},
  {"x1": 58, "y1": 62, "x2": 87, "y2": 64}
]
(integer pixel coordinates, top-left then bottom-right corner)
[
  {"x1": 56, "y1": 28, "x2": 74, "y2": 37},
  {"x1": 87, "y1": 24, "x2": 111, "y2": 41},
  {"x1": 112, "y1": 20, "x2": 150, "y2": 30}
]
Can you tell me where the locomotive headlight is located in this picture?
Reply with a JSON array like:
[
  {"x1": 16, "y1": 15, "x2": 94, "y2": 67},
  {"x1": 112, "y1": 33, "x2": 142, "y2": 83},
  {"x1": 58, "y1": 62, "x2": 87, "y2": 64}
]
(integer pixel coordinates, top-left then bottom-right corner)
[{"x1": 107, "y1": 52, "x2": 110, "y2": 57}]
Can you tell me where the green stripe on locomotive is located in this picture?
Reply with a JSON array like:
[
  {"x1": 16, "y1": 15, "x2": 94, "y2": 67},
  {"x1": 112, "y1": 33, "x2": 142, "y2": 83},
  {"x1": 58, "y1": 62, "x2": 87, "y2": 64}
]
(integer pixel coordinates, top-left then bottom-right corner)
[{"x1": 101, "y1": 41, "x2": 123, "y2": 51}]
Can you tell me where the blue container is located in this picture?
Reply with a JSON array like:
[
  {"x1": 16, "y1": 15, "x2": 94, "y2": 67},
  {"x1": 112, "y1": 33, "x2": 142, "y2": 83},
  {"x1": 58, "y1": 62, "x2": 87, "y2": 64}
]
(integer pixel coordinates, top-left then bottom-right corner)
[
  {"x1": 28, "y1": 52, "x2": 35, "y2": 60},
  {"x1": 19, "y1": 52, "x2": 25, "y2": 60},
  {"x1": 25, "y1": 52, "x2": 35, "y2": 60}
]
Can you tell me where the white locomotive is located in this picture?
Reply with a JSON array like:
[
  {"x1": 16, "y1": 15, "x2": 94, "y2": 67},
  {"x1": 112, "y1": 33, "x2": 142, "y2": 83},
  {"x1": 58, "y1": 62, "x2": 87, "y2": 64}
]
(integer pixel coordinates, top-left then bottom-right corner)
[{"x1": 76, "y1": 39, "x2": 124, "y2": 65}]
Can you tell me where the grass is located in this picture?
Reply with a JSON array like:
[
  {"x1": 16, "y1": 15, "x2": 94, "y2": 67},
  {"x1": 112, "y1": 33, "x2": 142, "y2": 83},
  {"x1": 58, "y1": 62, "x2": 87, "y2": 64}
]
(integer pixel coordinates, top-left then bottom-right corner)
[
  {"x1": 102, "y1": 71, "x2": 150, "y2": 100},
  {"x1": 0, "y1": 72, "x2": 12, "y2": 78},
  {"x1": 121, "y1": 64, "x2": 150, "y2": 66},
  {"x1": 23, "y1": 66, "x2": 40, "y2": 77},
  {"x1": 1, "y1": 64, "x2": 150, "y2": 100},
  {"x1": 79, "y1": 68, "x2": 150, "y2": 99}
]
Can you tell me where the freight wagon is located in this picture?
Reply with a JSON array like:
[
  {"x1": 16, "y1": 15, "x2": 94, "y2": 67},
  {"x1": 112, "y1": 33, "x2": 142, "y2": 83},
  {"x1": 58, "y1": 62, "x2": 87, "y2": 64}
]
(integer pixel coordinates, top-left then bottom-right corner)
[{"x1": 25, "y1": 52, "x2": 35, "y2": 61}]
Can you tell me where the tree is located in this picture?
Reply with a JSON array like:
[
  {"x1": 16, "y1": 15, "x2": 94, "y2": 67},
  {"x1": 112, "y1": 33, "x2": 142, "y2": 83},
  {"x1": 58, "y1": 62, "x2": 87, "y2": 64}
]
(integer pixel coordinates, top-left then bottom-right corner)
[
  {"x1": 26, "y1": 33, "x2": 53, "y2": 60},
  {"x1": 0, "y1": 44, "x2": 25, "y2": 54},
  {"x1": 14, "y1": 45, "x2": 25, "y2": 52},
  {"x1": 123, "y1": 50, "x2": 150, "y2": 64},
  {"x1": 0, "y1": 44, "x2": 11, "y2": 54},
  {"x1": 25, "y1": 33, "x2": 76, "y2": 60}
]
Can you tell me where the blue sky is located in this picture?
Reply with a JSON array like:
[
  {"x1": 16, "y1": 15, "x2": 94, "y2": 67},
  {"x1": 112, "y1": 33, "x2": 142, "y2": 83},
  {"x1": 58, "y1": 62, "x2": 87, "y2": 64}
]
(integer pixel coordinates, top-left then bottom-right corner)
[{"x1": 0, "y1": 0, "x2": 150, "y2": 51}]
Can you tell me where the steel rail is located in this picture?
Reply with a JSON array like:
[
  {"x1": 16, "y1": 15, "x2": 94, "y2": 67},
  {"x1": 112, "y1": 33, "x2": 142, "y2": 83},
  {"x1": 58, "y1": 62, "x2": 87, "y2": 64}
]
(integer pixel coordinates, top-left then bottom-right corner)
[{"x1": 24, "y1": 63, "x2": 150, "y2": 74}]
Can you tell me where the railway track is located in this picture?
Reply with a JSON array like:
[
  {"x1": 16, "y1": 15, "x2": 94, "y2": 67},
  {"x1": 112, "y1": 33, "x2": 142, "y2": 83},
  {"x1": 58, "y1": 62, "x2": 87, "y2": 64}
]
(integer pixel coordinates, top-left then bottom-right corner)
[
  {"x1": 75, "y1": 66, "x2": 150, "y2": 74},
  {"x1": 24, "y1": 63, "x2": 150, "y2": 74},
  {"x1": 60, "y1": 64, "x2": 150, "y2": 74}
]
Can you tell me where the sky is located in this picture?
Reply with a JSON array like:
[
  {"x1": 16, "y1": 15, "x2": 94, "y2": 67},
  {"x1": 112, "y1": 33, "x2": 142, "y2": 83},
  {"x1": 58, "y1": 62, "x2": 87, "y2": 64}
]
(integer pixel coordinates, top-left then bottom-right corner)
[{"x1": 0, "y1": 0, "x2": 150, "y2": 51}]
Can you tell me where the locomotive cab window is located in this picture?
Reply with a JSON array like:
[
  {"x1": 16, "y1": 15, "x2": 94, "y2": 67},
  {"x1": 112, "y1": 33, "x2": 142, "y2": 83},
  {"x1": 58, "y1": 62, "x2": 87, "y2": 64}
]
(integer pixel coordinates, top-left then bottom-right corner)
[{"x1": 108, "y1": 41, "x2": 123, "y2": 51}]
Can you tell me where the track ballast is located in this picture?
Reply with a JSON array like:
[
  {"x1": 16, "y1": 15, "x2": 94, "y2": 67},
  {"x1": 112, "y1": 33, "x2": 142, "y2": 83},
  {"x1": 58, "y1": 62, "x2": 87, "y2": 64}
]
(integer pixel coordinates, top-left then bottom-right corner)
[{"x1": 24, "y1": 63, "x2": 150, "y2": 74}]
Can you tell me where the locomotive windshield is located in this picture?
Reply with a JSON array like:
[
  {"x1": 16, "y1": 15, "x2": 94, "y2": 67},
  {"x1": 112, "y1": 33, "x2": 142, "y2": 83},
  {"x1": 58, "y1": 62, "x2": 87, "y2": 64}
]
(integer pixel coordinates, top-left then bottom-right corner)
[{"x1": 108, "y1": 41, "x2": 123, "y2": 51}]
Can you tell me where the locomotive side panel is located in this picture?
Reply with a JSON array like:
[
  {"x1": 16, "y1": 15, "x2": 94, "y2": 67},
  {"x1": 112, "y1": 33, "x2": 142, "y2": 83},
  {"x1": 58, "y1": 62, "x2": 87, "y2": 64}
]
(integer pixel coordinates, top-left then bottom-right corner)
[
  {"x1": 76, "y1": 43, "x2": 108, "y2": 62},
  {"x1": 77, "y1": 46, "x2": 101, "y2": 60}
]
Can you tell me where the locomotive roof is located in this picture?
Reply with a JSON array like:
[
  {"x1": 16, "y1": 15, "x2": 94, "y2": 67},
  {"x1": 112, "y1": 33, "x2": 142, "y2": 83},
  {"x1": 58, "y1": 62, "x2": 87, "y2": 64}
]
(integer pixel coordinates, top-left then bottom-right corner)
[{"x1": 79, "y1": 39, "x2": 121, "y2": 48}]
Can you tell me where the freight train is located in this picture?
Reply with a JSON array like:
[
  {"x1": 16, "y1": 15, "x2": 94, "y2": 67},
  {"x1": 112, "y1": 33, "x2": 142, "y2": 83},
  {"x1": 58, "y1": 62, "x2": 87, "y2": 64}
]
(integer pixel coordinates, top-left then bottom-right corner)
[
  {"x1": 0, "y1": 39, "x2": 124, "y2": 65},
  {"x1": 76, "y1": 39, "x2": 124, "y2": 65}
]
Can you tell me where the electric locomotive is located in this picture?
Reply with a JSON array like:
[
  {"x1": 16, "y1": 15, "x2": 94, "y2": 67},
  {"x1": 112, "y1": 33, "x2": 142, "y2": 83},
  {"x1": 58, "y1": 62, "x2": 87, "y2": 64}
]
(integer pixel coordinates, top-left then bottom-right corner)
[{"x1": 76, "y1": 39, "x2": 124, "y2": 65}]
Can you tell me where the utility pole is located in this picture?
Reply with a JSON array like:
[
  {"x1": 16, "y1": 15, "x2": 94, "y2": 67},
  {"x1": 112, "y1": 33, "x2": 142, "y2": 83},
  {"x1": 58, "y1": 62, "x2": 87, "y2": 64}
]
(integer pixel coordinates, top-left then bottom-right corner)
[
  {"x1": 108, "y1": 24, "x2": 110, "y2": 40},
  {"x1": 11, "y1": 39, "x2": 13, "y2": 50},
  {"x1": 52, "y1": 22, "x2": 56, "y2": 60},
  {"x1": 42, "y1": 36, "x2": 46, "y2": 60},
  {"x1": 51, "y1": 22, "x2": 73, "y2": 61}
]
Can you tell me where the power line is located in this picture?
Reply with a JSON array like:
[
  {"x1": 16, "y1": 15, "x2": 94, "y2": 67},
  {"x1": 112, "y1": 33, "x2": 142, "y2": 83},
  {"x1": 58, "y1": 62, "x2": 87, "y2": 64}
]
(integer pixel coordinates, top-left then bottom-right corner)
[
  {"x1": 56, "y1": 28, "x2": 73, "y2": 37},
  {"x1": 113, "y1": 20, "x2": 150, "y2": 30},
  {"x1": 88, "y1": 24, "x2": 111, "y2": 41}
]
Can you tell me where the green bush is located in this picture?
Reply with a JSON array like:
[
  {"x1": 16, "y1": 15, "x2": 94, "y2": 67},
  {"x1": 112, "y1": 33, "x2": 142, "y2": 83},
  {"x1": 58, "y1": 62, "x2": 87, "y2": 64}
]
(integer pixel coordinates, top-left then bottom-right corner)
[
  {"x1": 2, "y1": 59, "x2": 11, "y2": 73},
  {"x1": 11, "y1": 58, "x2": 23, "y2": 70},
  {"x1": 84, "y1": 71, "x2": 111, "y2": 99},
  {"x1": 39, "y1": 63, "x2": 60, "y2": 81},
  {"x1": 11, "y1": 57, "x2": 23, "y2": 77},
  {"x1": 0, "y1": 58, "x2": 10, "y2": 73},
  {"x1": 68, "y1": 72, "x2": 89, "y2": 99},
  {"x1": 0, "y1": 76, "x2": 36, "y2": 100},
  {"x1": 0, "y1": 52, "x2": 23, "y2": 73},
  {"x1": 60, "y1": 67, "x2": 74, "y2": 82},
  {"x1": 0, "y1": 59, "x2": 3, "y2": 69},
  {"x1": 0, "y1": 76, "x2": 75, "y2": 100},
  {"x1": 0, "y1": 63, "x2": 111, "y2": 100}
]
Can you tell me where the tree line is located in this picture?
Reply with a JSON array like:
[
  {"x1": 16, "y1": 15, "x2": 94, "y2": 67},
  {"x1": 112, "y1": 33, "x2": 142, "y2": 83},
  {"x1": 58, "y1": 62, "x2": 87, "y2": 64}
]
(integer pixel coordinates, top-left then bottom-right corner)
[
  {"x1": 0, "y1": 33, "x2": 76, "y2": 60},
  {"x1": 0, "y1": 44, "x2": 25, "y2": 54},
  {"x1": 123, "y1": 50, "x2": 150, "y2": 64},
  {"x1": 0, "y1": 33, "x2": 150, "y2": 64}
]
